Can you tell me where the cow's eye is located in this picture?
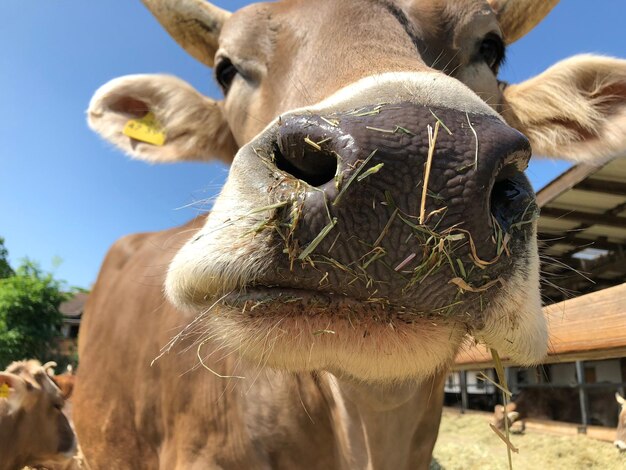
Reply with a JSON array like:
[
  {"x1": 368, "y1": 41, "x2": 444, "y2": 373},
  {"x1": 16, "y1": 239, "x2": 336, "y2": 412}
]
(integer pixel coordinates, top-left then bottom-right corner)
[
  {"x1": 215, "y1": 58, "x2": 238, "y2": 94},
  {"x1": 479, "y1": 34, "x2": 505, "y2": 72}
]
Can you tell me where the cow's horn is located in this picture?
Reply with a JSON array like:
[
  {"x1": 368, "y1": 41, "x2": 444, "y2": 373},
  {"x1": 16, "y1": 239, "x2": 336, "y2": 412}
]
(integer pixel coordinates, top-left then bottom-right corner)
[
  {"x1": 487, "y1": 0, "x2": 559, "y2": 45},
  {"x1": 141, "y1": 0, "x2": 231, "y2": 67},
  {"x1": 42, "y1": 361, "x2": 57, "y2": 375}
]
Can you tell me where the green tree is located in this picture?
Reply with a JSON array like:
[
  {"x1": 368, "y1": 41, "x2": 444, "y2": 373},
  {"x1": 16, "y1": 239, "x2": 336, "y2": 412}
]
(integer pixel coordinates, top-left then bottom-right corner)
[
  {"x1": 0, "y1": 260, "x2": 69, "y2": 369},
  {"x1": 0, "y1": 238, "x2": 13, "y2": 279}
]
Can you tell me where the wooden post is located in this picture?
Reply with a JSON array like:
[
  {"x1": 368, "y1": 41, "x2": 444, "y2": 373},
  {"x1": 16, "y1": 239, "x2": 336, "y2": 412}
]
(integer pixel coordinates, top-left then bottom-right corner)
[
  {"x1": 506, "y1": 366, "x2": 518, "y2": 394},
  {"x1": 575, "y1": 360, "x2": 590, "y2": 432},
  {"x1": 460, "y1": 370, "x2": 468, "y2": 413},
  {"x1": 617, "y1": 357, "x2": 626, "y2": 396}
]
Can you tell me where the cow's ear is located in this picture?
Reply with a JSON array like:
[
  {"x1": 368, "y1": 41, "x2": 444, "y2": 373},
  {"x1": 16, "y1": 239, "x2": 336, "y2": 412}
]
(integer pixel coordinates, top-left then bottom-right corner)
[
  {"x1": 88, "y1": 74, "x2": 237, "y2": 164},
  {"x1": 142, "y1": 0, "x2": 230, "y2": 68},
  {"x1": 617, "y1": 393, "x2": 626, "y2": 406},
  {"x1": 0, "y1": 372, "x2": 28, "y2": 414},
  {"x1": 502, "y1": 55, "x2": 626, "y2": 163},
  {"x1": 487, "y1": 0, "x2": 558, "y2": 44}
]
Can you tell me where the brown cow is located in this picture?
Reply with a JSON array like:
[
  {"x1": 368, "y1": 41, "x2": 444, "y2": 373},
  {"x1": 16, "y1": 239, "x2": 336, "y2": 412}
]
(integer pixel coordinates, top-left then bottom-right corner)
[
  {"x1": 0, "y1": 360, "x2": 76, "y2": 470},
  {"x1": 74, "y1": 0, "x2": 626, "y2": 468}
]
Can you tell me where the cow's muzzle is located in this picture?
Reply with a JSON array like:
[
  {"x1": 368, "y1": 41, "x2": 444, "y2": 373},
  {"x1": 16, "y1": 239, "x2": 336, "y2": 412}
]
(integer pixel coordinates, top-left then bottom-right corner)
[{"x1": 227, "y1": 102, "x2": 537, "y2": 319}]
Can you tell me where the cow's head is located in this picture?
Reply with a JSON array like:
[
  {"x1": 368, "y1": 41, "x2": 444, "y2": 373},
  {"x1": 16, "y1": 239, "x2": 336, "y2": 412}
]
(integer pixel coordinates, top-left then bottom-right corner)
[
  {"x1": 493, "y1": 402, "x2": 522, "y2": 433},
  {"x1": 88, "y1": 0, "x2": 626, "y2": 382},
  {"x1": 0, "y1": 361, "x2": 76, "y2": 468}
]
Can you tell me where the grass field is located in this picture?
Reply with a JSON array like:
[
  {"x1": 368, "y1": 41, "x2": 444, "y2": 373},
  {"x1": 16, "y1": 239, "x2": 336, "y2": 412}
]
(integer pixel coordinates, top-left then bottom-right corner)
[{"x1": 431, "y1": 410, "x2": 626, "y2": 470}]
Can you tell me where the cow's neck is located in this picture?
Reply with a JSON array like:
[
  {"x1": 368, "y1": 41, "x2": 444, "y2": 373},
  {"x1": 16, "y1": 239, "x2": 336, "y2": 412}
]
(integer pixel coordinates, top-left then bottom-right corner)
[
  {"x1": 0, "y1": 412, "x2": 27, "y2": 470},
  {"x1": 324, "y1": 372, "x2": 445, "y2": 470}
]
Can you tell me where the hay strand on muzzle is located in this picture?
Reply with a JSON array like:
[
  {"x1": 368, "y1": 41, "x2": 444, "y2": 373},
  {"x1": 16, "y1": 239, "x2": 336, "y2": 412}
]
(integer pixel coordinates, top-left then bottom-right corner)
[
  {"x1": 333, "y1": 149, "x2": 377, "y2": 205},
  {"x1": 357, "y1": 163, "x2": 384, "y2": 182},
  {"x1": 298, "y1": 217, "x2": 338, "y2": 260},
  {"x1": 197, "y1": 339, "x2": 246, "y2": 380},
  {"x1": 304, "y1": 136, "x2": 322, "y2": 151},
  {"x1": 429, "y1": 109, "x2": 453, "y2": 135},
  {"x1": 491, "y1": 348, "x2": 515, "y2": 469},
  {"x1": 419, "y1": 121, "x2": 440, "y2": 225},
  {"x1": 321, "y1": 116, "x2": 339, "y2": 127},
  {"x1": 394, "y1": 252, "x2": 417, "y2": 271},
  {"x1": 466, "y1": 112, "x2": 479, "y2": 171},
  {"x1": 449, "y1": 277, "x2": 503, "y2": 293}
]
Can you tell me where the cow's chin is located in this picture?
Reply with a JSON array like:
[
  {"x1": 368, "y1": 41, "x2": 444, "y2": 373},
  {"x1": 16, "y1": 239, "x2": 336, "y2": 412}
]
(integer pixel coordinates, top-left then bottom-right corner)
[
  {"x1": 201, "y1": 299, "x2": 467, "y2": 382},
  {"x1": 165, "y1": 246, "x2": 546, "y2": 383}
]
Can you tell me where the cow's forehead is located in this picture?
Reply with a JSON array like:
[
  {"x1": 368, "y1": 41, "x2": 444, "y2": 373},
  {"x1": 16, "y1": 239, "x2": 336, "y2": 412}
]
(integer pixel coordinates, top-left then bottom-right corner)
[
  {"x1": 221, "y1": 0, "x2": 498, "y2": 39},
  {"x1": 218, "y1": 0, "x2": 501, "y2": 81},
  {"x1": 217, "y1": 0, "x2": 502, "y2": 139},
  {"x1": 221, "y1": 0, "x2": 497, "y2": 51}
]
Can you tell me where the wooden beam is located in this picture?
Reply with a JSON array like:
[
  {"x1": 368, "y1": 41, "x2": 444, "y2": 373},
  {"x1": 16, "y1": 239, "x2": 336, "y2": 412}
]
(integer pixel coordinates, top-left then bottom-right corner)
[
  {"x1": 575, "y1": 178, "x2": 626, "y2": 197},
  {"x1": 536, "y1": 164, "x2": 599, "y2": 208},
  {"x1": 454, "y1": 282, "x2": 626, "y2": 369},
  {"x1": 541, "y1": 207, "x2": 626, "y2": 229}
]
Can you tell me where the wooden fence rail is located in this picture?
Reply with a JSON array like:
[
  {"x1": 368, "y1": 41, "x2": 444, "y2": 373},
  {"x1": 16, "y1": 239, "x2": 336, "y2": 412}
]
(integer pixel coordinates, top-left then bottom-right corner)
[{"x1": 454, "y1": 282, "x2": 626, "y2": 370}]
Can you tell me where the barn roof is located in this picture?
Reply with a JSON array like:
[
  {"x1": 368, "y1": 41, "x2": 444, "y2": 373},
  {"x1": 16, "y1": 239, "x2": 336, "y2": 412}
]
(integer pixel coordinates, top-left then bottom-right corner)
[
  {"x1": 59, "y1": 292, "x2": 88, "y2": 318},
  {"x1": 536, "y1": 157, "x2": 626, "y2": 304}
]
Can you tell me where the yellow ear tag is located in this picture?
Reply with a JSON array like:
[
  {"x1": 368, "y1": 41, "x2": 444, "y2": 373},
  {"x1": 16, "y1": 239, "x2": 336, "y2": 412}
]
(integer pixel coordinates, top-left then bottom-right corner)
[
  {"x1": 0, "y1": 383, "x2": 10, "y2": 399},
  {"x1": 122, "y1": 112, "x2": 166, "y2": 146}
]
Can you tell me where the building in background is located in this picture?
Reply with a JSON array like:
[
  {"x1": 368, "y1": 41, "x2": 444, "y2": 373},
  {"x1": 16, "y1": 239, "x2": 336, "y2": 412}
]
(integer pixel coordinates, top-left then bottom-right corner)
[
  {"x1": 58, "y1": 292, "x2": 87, "y2": 357},
  {"x1": 447, "y1": 157, "x2": 626, "y2": 429}
]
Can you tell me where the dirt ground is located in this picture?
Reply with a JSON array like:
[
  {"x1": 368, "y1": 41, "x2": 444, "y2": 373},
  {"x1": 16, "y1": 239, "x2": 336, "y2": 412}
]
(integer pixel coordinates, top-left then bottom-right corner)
[{"x1": 431, "y1": 411, "x2": 626, "y2": 470}]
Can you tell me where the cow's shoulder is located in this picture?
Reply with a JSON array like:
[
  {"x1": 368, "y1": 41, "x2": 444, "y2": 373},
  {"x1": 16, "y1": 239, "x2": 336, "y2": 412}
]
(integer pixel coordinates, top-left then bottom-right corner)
[
  {"x1": 82, "y1": 215, "x2": 208, "y2": 342},
  {"x1": 102, "y1": 215, "x2": 208, "y2": 274},
  {"x1": 75, "y1": 217, "x2": 208, "y2": 466}
]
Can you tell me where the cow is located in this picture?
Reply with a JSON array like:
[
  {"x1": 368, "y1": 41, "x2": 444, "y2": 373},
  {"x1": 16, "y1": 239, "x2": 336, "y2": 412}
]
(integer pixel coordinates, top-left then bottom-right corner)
[
  {"x1": 0, "y1": 360, "x2": 76, "y2": 470},
  {"x1": 74, "y1": 0, "x2": 626, "y2": 468},
  {"x1": 493, "y1": 388, "x2": 620, "y2": 432},
  {"x1": 51, "y1": 365, "x2": 76, "y2": 401},
  {"x1": 616, "y1": 393, "x2": 626, "y2": 451},
  {"x1": 493, "y1": 402, "x2": 523, "y2": 433}
]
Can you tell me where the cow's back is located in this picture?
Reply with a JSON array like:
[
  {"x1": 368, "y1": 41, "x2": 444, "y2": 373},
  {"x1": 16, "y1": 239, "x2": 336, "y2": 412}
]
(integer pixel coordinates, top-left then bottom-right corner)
[{"x1": 73, "y1": 218, "x2": 336, "y2": 469}]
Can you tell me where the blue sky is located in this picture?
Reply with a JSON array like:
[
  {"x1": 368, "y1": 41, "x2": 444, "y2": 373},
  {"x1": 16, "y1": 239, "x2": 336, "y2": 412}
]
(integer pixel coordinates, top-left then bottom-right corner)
[{"x1": 1, "y1": 1, "x2": 625, "y2": 289}]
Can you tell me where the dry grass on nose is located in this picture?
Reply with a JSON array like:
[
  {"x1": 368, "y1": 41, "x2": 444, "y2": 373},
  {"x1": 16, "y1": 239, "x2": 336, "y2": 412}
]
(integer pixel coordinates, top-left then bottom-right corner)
[{"x1": 419, "y1": 121, "x2": 441, "y2": 225}]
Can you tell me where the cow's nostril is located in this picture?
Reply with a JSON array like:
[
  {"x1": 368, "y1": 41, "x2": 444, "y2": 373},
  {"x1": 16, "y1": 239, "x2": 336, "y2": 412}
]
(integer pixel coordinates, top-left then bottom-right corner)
[
  {"x1": 490, "y1": 165, "x2": 535, "y2": 232},
  {"x1": 273, "y1": 140, "x2": 338, "y2": 187},
  {"x1": 273, "y1": 117, "x2": 339, "y2": 187}
]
